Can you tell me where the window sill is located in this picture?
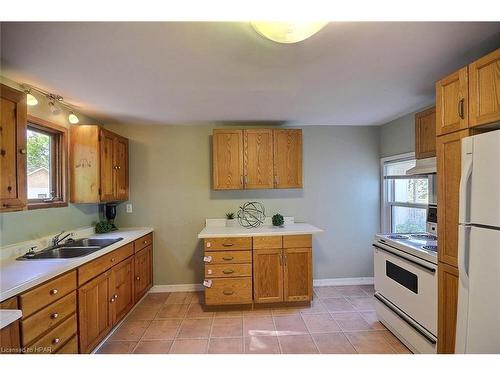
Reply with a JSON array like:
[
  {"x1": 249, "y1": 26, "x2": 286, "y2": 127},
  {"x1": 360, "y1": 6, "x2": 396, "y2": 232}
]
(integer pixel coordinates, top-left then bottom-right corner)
[{"x1": 28, "y1": 201, "x2": 68, "y2": 210}]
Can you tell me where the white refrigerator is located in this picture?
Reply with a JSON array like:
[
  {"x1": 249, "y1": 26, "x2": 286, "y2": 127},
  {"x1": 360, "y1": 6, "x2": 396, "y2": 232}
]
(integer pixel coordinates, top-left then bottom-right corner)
[{"x1": 456, "y1": 128, "x2": 500, "y2": 353}]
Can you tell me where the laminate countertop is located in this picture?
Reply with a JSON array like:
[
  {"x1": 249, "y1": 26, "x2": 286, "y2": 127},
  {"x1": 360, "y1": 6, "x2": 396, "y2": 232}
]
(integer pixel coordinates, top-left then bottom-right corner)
[
  {"x1": 198, "y1": 223, "x2": 323, "y2": 238},
  {"x1": 0, "y1": 227, "x2": 153, "y2": 302},
  {"x1": 0, "y1": 309, "x2": 22, "y2": 329}
]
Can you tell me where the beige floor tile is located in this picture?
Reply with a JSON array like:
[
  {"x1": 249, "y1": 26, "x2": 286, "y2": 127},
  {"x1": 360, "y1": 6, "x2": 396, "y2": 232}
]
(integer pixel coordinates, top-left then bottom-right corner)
[
  {"x1": 191, "y1": 292, "x2": 204, "y2": 304},
  {"x1": 142, "y1": 319, "x2": 181, "y2": 340},
  {"x1": 143, "y1": 292, "x2": 170, "y2": 304},
  {"x1": 170, "y1": 339, "x2": 208, "y2": 354},
  {"x1": 360, "y1": 311, "x2": 387, "y2": 331},
  {"x1": 302, "y1": 313, "x2": 341, "y2": 333},
  {"x1": 156, "y1": 304, "x2": 189, "y2": 319},
  {"x1": 274, "y1": 315, "x2": 308, "y2": 336},
  {"x1": 177, "y1": 318, "x2": 212, "y2": 339},
  {"x1": 322, "y1": 297, "x2": 355, "y2": 312},
  {"x1": 346, "y1": 296, "x2": 376, "y2": 311},
  {"x1": 97, "y1": 341, "x2": 138, "y2": 354},
  {"x1": 331, "y1": 312, "x2": 372, "y2": 332},
  {"x1": 244, "y1": 336, "x2": 280, "y2": 354},
  {"x1": 278, "y1": 334, "x2": 318, "y2": 354},
  {"x1": 242, "y1": 308, "x2": 272, "y2": 317},
  {"x1": 383, "y1": 331, "x2": 412, "y2": 354},
  {"x1": 208, "y1": 337, "x2": 244, "y2": 354},
  {"x1": 109, "y1": 320, "x2": 150, "y2": 341},
  {"x1": 271, "y1": 306, "x2": 302, "y2": 316},
  {"x1": 312, "y1": 333, "x2": 357, "y2": 354},
  {"x1": 211, "y1": 317, "x2": 243, "y2": 337},
  {"x1": 215, "y1": 309, "x2": 244, "y2": 318},
  {"x1": 334, "y1": 286, "x2": 367, "y2": 297},
  {"x1": 360, "y1": 284, "x2": 375, "y2": 296},
  {"x1": 243, "y1": 316, "x2": 277, "y2": 336},
  {"x1": 165, "y1": 292, "x2": 194, "y2": 305},
  {"x1": 186, "y1": 302, "x2": 215, "y2": 318},
  {"x1": 127, "y1": 303, "x2": 162, "y2": 321},
  {"x1": 299, "y1": 299, "x2": 328, "y2": 314},
  {"x1": 314, "y1": 286, "x2": 343, "y2": 298},
  {"x1": 133, "y1": 340, "x2": 173, "y2": 354},
  {"x1": 345, "y1": 331, "x2": 396, "y2": 354}
]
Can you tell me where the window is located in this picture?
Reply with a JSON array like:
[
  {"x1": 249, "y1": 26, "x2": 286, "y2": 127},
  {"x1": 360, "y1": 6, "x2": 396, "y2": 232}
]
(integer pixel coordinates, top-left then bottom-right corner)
[
  {"x1": 27, "y1": 116, "x2": 68, "y2": 209},
  {"x1": 381, "y1": 154, "x2": 434, "y2": 233}
]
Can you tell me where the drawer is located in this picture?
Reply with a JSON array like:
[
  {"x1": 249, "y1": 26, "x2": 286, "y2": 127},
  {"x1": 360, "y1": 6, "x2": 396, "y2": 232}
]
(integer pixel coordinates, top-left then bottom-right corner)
[
  {"x1": 204, "y1": 237, "x2": 252, "y2": 251},
  {"x1": 205, "y1": 250, "x2": 252, "y2": 264},
  {"x1": 20, "y1": 271, "x2": 77, "y2": 317},
  {"x1": 134, "y1": 233, "x2": 153, "y2": 253},
  {"x1": 205, "y1": 277, "x2": 252, "y2": 305},
  {"x1": 253, "y1": 236, "x2": 282, "y2": 249},
  {"x1": 0, "y1": 296, "x2": 18, "y2": 309},
  {"x1": 21, "y1": 291, "x2": 77, "y2": 345},
  {"x1": 55, "y1": 334, "x2": 78, "y2": 354},
  {"x1": 78, "y1": 242, "x2": 134, "y2": 286},
  {"x1": 205, "y1": 263, "x2": 252, "y2": 278},
  {"x1": 25, "y1": 314, "x2": 77, "y2": 354},
  {"x1": 283, "y1": 234, "x2": 312, "y2": 248}
]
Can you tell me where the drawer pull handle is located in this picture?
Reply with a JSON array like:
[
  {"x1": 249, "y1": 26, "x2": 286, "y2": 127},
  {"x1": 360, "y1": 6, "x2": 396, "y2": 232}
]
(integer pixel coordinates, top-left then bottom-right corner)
[
  {"x1": 113, "y1": 294, "x2": 118, "y2": 299},
  {"x1": 143, "y1": 240, "x2": 148, "y2": 244},
  {"x1": 50, "y1": 289, "x2": 58, "y2": 295},
  {"x1": 51, "y1": 313, "x2": 59, "y2": 319},
  {"x1": 111, "y1": 258, "x2": 116, "y2": 262},
  {"x1": 136, "y1": 276, "x2": 140, "y2": 280},
  {"x1": 222, "y1": 256, "x2": 234, "y2": 261},
  {"x1": 222, "y1": 269, "x2": 235, "y2": 274},
  {"x1": 52, "y1": 338, "x2": 60, "y2": 344},
  {"x1": 223, "y1": 289, "x2": 234, "y2": 296},
  {"x1": 110, "y1": 298, "x2": 115, "y2": 303},
  {"x1": 222, "y1": 243, "x2": 234, "y2": 247}
]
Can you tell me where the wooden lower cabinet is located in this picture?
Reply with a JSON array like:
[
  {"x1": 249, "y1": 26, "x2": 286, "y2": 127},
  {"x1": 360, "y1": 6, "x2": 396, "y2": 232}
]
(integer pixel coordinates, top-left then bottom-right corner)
[
  {"x1": 110, "y1": 257, "x2": 135, "y2": 323},
  {"x1": 438, "y1": 262, "x2": 459, "y2": 354},
  {"x1": 284, "y1": 248, "x2": 312, "y2": 302},
  {"x1": 134, "y1": 245, "x2": 153, "y2": 302},
  {"x1": 253, "y1": 249, "x2": 284, "y2": 303}
]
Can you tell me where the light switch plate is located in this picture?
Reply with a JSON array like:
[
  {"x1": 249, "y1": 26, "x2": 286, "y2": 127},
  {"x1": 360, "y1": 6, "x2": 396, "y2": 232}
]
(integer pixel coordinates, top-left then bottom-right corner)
[{"x1": 126, "y1": 204, "x2": 133, "y2": 213}]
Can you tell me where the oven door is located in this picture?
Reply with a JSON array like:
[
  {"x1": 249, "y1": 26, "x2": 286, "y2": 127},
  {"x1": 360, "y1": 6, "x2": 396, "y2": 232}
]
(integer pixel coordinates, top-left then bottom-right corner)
[{"x1": 373, "y1": 242, "x2": 437, "y2": 335}]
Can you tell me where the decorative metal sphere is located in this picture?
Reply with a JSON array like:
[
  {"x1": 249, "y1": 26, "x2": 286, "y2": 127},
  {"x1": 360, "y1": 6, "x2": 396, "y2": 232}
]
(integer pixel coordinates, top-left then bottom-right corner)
[{"x1": 237, "y1": 201, "x2": 266, "y2": 228}]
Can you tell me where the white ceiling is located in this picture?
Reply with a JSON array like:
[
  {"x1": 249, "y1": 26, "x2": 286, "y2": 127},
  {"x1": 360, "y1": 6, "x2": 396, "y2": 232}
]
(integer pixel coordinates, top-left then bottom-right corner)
[{"x1": 1, "y1": 22, "x2": 499, "y2": 126}]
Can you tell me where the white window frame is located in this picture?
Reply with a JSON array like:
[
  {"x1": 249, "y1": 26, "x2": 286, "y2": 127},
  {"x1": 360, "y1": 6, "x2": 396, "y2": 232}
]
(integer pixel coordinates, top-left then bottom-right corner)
[{"x1": 380, "y1": 152, "x2": 434, "y2": 233}]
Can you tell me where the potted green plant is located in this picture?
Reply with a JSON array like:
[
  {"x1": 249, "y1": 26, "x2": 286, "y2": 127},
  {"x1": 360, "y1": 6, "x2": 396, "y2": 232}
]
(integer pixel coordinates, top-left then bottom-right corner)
[
  {"x1": 272, "y1": 213, "x2": 285, "y2": 228},
  {"x1": 226, "y1": 212, "x2": 237, "y2": 227}
]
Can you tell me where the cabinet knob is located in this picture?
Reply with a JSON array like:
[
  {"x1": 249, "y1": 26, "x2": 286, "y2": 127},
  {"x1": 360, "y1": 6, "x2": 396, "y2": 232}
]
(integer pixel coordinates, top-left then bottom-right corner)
[
  {"x1": 0, "y1": 149, "x2": 5, "y2": 156},
  {"x1": 50, "y1": 289, "x2": 58, "y2": 295},
  {"x1": 19, "y1": 148, "x2": 27, "y2": 154},
  {"x1": 113, "y1": 294, "x2": 118, "y2": 299},
  {"x1": 143, "y1": 240, "x2": 147, "y2": 244},
  {"x1": 110, "y1": 258, "x2": 115, "y2": 262},
  {"x1": 51, "y1": 313, "x2": 59, "y2": 319},
  {"x1": 52, "y1": 338, "x2": 60, "y2": 344},
  {"x1": 110, "y1": 298, "x2": 115, "y2": 303},
  {"x1": 136, "y1": 276, "x2": 140, "y2": 280}
]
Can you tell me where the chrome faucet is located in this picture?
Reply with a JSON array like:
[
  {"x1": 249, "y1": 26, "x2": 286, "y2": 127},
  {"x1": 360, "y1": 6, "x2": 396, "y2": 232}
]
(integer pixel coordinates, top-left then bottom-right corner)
[{"x1": 51, "y1": 231, "x2": 74, "y2": 246}]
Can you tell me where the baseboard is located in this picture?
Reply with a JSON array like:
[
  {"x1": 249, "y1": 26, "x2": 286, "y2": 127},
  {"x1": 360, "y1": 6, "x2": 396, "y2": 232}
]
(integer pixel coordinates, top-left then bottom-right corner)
[{"x1": 149, "y1": 277, "x2": 374, "y2": 293}]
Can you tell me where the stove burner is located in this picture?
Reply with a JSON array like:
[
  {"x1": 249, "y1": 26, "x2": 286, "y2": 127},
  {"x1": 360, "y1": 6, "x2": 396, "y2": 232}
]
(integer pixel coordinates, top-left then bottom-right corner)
[
  {"x1": 411, "y1": 234, "x2": 438, "y2": 241},
  {"x1": 422, "y1": 245, "x2": 438, "y2": 252},
  {"x1": 388, "y1": 234, "x2": 409, "y2": 240}
]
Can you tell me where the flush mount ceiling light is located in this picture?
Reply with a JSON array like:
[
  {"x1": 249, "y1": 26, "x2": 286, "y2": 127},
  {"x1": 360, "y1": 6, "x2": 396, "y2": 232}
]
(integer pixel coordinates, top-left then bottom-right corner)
[
  {"x1": 251, "y1": 21, "x2": 328, "y2": 43},
  {"x1": 68, "y1": 111, "x2": 79, "y2": 124}
]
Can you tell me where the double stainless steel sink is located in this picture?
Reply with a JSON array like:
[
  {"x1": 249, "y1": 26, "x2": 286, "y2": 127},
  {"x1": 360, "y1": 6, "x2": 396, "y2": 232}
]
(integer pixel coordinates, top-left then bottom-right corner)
[{"x1": 17, "y1": 237, "x2": 123, "y2": 260}]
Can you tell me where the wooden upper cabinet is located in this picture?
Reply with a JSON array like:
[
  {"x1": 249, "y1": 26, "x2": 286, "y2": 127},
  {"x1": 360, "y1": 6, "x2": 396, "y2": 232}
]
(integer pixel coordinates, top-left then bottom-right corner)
[
  {"x1": 415, "y1": 106, "x2": 436, "y2": 159},
  {"x1": 0, "y1": 84, "x2": 27, "y2": 212},
  {"x1": 436, "y1": 67, "x2": 469, "y2": 136},
  {"x1": 283, "y1": 247, "x2": 312, "y2": 302},
  {"x1": 437, "y1": 129, "x2": 471, "y2": 267},
  {"x1": 212, "y1": 129, "x2": 243, "y2": 190},
  {"x1": 438, "y1": 262, "x2": 459, "y2": 354},
  {"x1": 468, "y1": 48, "x2": 500, "y2": 127},
  {"x1": 273, "y1": 129, "x2": 303, "y2": 188},
  {"x1": 70, "y1": 125, "x2": 129, "y2": 203},
  {"x1": 253, "y1": 249, "x2": 283, "y2": 303},
  {"x1": 243, "y1": 129, "x2": 274, "y2": 189}
]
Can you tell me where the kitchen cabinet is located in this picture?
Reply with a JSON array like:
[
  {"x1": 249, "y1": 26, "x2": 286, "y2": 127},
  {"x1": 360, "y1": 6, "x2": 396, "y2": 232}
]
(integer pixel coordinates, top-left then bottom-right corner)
[
  {"x1": 436, "y1": 67, "x2": 468, "y2": 136},
  {"x1": 273, "y1": 129, "x2": 303, "y2": 188},
  {"x1": 468, "y1": 48, "x2": 500, "y2": 127},
  {"x1": 110, "y1": 257, "x2": 135, "y2": 324},
  {"x1": 415, "y1": 106, "x2": 437, "y2": 159},
  {"x1": 0, "y1": 297, "x2": 21, "y2": 354},
  {"x1": 253, "y1": 248, "x2": 284, "y2": 303},
  {"x1": 437, "y1": 263, "x2": 459, "y2": 354},
  {"x1": 0, "y1": 84, "x2": 27, "y2": 212},
  {"x1": 70, "y1": 125, "x2": 129, "y2": 203},
  {"x1": 283, "y1": 247, "x2": 312, "y2": 302},
  {"x1": 212, "y1": 128, "x2": 302, "y2": 190},
  {"x1": 134, "y1": 245, "x2": 153, "y2": 302}
]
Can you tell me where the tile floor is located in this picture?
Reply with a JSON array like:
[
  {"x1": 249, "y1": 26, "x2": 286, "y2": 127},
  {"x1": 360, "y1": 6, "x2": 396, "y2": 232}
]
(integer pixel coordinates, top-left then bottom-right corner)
[{"x1": 97, "y1": 284, "x2": 412, "y2": 354}]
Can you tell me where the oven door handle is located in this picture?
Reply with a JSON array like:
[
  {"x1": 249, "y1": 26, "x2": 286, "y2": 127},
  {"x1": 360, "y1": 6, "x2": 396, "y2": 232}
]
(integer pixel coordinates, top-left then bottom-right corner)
[
  {"x1": 373, "y1": 244, "x2": 436, "y2": 274},
  {"x1": 374, "y1": 292, "x2": 437, "y2": 345}
]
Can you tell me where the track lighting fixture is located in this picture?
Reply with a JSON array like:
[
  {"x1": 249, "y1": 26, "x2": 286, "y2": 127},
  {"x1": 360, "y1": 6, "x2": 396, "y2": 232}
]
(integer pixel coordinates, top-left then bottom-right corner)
[
  {"x1": 48, "y1": 99, "x2": 60, "y2": 114},
  {"x1": 24, "y1": 88, "x2": 38, "y2": 106},
  {"x1": 68, "y1": 111, "x2": 79, "y2": 124}
]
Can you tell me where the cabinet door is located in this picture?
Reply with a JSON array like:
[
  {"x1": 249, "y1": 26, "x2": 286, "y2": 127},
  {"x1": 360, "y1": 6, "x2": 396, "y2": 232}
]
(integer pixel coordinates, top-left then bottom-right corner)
[
  {"x1": 469, "y1": 48, "x2": 500, "y2": 127},
  {"x1": 437, "y1": 130, "x2": 470, "y2": 267},
  {"x1": 99, "y1": 129, "x2": 116, "y2": 201},
  {"x1": 134, "y1": 245, "x2": 153, "y2": 302},
  {"x1": 283, "y1": 248, "x2": 312, "y2": 302},
  {"x1": 243, "y1": 129, "x2": 274, "y2": 189},
  {"x1": 212, "y1": 129, "x2": 243, "y2": 190},
  {"x1": 78, "y1": 271, "x2": 112, "y2": 353},
  {"x1": 0, "y1": 84, "x2": 27, "y2": 212},
  {"x1": 436, "y1": 67, "x2": 468, "y2": 136},
  {"x1": 437, "y1": 262, "x2": 459, "y2": 354},
  {"x1": 114, "y1": 135, "x2": 129, "y2": 201},
  {"x1": 273, "y1": 129, "x2": 302, "y2": 188},
  {"x1": 253, "y1": 249, "x2": 283, "y2": 303},
  {"x1": 110, "y1": 257, "x2": 135, "y2": 324},
  {"x1": 415, "y1": 107, "x2": 436, "y2": 159}
]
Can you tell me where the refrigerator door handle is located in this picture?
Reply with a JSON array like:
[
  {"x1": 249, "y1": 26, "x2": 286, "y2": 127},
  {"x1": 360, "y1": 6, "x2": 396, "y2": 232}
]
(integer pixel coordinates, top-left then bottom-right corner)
[
  {"x1": 458, "y1": 225, "x2": 471, "y2": 289},
  {"x1": 459, "y1": 139, "x2": 473, "y2": 224}
]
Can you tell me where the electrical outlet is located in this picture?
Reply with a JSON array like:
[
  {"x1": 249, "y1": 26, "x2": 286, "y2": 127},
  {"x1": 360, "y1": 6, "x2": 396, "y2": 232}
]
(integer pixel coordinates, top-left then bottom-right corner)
[{"x1": 126, "y1": 204, "x2": 133, "y2": 213}]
